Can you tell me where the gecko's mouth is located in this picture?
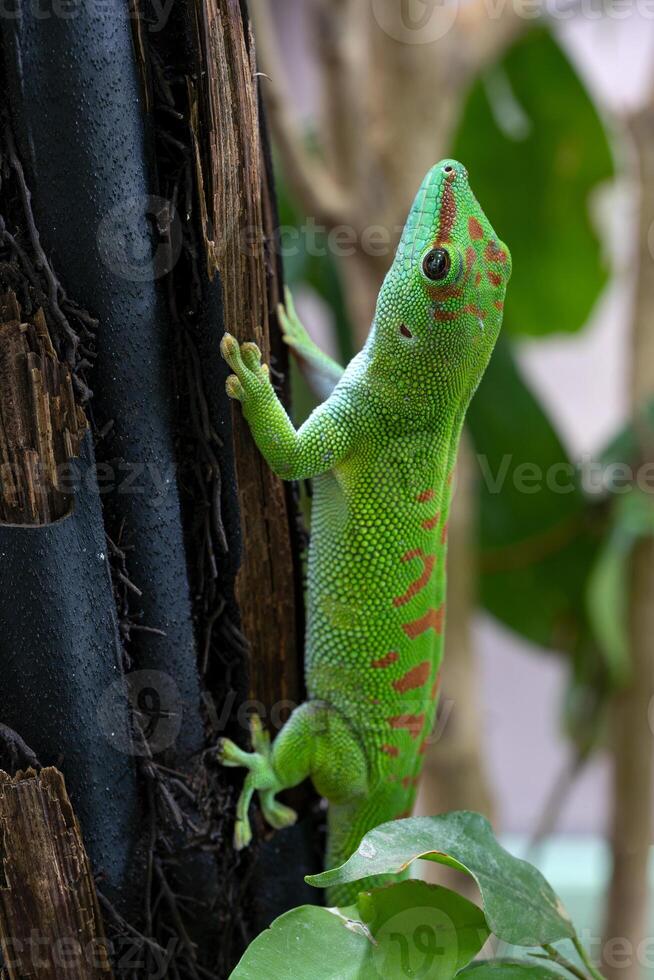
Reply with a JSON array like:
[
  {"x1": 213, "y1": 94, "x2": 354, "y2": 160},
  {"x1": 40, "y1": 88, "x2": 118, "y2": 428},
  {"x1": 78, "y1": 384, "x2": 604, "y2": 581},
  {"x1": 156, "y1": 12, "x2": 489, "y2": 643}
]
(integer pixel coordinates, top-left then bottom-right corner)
[{"x1": 399, "y1": 323, "x2": 413, "y2": 339}]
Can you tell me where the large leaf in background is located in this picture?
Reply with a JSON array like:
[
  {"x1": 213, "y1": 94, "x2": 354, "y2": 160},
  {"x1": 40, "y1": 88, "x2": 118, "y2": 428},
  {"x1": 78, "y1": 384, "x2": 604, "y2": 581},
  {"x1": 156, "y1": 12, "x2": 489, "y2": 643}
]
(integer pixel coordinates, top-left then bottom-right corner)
[
  {"x1": 452, "y1": 26, "x2": 614, "y2": 337},
  {"x1": 230, "y1": 881, "x2": 487, "y2": 979},
  {"x1": 307, "y1": 812, "x2": 576, "y2": 947},
  {"x1": 467, "y1": 337, "x2": 601, "y2": 653}
]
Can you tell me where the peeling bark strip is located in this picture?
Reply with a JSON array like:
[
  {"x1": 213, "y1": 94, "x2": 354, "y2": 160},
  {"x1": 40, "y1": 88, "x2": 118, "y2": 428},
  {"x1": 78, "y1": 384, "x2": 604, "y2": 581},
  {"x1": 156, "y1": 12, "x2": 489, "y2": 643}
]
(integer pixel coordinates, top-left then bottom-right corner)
[
  {"x1": 0, "y1": 768, "x2": 112, "y2": 980},
  {"x1": 0, "y1": 292, "x2": 86, "y2": 525},
  {"x1": 191, "y1": 0, "x2": 300, "y2": 707}
]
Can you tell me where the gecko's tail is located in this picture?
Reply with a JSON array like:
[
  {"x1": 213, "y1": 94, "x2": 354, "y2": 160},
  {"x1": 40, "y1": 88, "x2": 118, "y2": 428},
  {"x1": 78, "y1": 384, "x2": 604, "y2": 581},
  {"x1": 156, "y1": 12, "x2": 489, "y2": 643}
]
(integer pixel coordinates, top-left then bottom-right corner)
[{"x1": 323, "y1": 792, "x2": 413, "y2": 907}]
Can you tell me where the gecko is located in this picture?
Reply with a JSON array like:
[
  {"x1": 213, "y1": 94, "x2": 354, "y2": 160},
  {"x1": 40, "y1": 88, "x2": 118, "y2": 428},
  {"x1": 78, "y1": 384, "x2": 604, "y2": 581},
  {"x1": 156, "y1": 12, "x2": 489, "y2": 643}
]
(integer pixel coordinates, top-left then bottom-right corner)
[{"x1": 218, "y1": 159, "x2": 511, "y2": 904}]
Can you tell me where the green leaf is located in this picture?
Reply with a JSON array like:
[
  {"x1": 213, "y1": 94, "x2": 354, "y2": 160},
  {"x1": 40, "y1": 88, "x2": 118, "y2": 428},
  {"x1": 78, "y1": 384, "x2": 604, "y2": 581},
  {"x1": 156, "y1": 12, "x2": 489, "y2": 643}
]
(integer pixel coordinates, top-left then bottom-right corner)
[
  {"x1": 460, "y1": 961, "x2": 565, "y2": 978},
  {"x1": 358, "y1": 880, "x2": 489, "y2": 978},
  {"x1": 306, "y1": 812, "x2": 575, "y2": 947},
  {"x1": 228, "y1": 905, "x2": 373, "y2": 979},
  {"x1": 452, "y1": 26, "x2": 614, "y2": 337},
  {"x1": 229, "y1": 881, "x2": 488, "y2": 980}
]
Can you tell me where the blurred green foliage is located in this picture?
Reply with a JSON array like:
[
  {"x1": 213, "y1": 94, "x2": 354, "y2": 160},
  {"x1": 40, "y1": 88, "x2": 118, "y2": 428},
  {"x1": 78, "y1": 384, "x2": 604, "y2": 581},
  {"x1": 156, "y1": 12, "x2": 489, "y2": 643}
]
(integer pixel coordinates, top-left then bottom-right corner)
[{"x1": 452, "y1": 27, "x2": 613, "y2": 338}]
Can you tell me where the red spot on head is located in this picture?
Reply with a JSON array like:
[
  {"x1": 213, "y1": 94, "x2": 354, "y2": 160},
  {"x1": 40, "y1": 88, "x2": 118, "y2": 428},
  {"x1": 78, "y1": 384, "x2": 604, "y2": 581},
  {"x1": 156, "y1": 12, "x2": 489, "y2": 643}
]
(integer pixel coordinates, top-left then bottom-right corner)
[
  {"x1": 402, "y1": 605, "x2": 445, "y2": 640},
  {"x1": 464, "y1": 303, "x2": 485, "y2": 318},
  {"x1": 381, "y1": 743, "x2": 399, "y2": 758},
  {"x1": 484, "y1": 241, "x2": 507, "y2": 264},
  {"x1": 371, "y1": 651, "x2": 399, "y2": 669},
  {"x1": 416, "y1": 489, "x2": 435, "y2": 503},
  {"x1": 468, "y1": 216, "x2": 484, "y2": 240},
  {"x1": 494, "y1": 300, "x2": 504, "y2": 311},
  {"x1": 433, "y1": 309, "x2": 457, "y2": 323},
  {"x1": 388, "y1": 713, "x2": 425, "y2": 739},
  {"x1": 393, "y1": 660, "x2": 431, "y2": 693},
  {"x1": 465, "y1": 246, "x2": 477, "y2": 272},
  {"x1": 488, "y1": 269, "x2": 502, "y2": 287},
  {"x1": 435, "y1": 181, "x2": 457, "y2": 245}
]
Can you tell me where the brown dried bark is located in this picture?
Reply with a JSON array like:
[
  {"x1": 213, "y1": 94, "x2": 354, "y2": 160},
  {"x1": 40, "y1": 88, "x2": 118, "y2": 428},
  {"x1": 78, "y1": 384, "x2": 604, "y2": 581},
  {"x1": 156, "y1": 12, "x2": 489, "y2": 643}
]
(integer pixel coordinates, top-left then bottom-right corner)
[
  {"x1": 0, "y1": 768, "x2": 112, "y2": 980},
  {"x1": 191, "y1": 0, "x2": 302, "y2": 711},
  {"x1": 0, "y1": 292, "x2": 86, "y2": 526}
]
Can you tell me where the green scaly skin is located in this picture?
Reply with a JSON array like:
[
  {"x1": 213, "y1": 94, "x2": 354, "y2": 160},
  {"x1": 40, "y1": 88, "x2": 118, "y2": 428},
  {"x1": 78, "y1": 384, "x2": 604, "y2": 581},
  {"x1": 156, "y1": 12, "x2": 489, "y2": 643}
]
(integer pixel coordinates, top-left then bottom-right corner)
[{"x1": 218, "y1": 160, "x2": 511, "y2": 904}]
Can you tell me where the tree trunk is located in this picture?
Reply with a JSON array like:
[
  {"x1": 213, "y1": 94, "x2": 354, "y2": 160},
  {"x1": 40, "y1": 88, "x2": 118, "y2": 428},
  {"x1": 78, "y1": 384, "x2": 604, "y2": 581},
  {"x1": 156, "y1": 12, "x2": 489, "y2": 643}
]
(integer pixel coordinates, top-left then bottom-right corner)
[
  {"x1": 0, "y1": 768, "x2": 112, "y2": 980},
  {"x1": 0, "y1": 2, "x2": 315, "y2": 974}
]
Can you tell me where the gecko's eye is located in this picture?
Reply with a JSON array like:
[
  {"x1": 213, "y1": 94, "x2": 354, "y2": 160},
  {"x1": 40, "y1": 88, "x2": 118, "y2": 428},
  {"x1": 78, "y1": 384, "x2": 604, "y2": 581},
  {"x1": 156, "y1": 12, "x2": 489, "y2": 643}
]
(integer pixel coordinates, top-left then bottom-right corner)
[{"x1": 422, "y1": 248, "x2": 451, "y2": 282}]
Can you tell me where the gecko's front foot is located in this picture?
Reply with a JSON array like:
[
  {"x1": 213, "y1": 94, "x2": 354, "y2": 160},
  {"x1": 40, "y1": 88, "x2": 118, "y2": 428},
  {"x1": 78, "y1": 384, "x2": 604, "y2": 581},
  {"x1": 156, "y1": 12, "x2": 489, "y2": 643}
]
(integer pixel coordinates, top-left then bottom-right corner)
[
  {"x1": 220, "y1": 333, "x2": 272, "y2": 408},
  {"x1": 216, "y1": 715, "x2": 297, "y2": 850}
]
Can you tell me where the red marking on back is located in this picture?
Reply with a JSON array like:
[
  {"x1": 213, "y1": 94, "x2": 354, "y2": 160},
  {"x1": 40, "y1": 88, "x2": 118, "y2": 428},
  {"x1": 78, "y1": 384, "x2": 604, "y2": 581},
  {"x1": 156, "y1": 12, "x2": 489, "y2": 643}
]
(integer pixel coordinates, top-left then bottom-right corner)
[
  {"x1": 393, "y1": 551, "x2": 436, "y2": 608},
  {"x1": 421, "y1": 508, "x2": 440, "y2": 531},
  {"x1": 388, "y1": 713, "x2": 425, "y2": 739},
  {"x1": 416, "y1": 489, "x2": 435, "y2": 503},
  {"x1": 393, "y1": 660, "x2": 431, "y2": 693},
  {"x1": 488, "y1": 269, "x2": 502, "y2": 287},
  {"x1": 441, "y1": 522, "x2": 449, "y2": 545},
  {"x1": 468, "y1": 216, "x2": 484, "y2": 240},
  {"x1": 494, "y1": 300, "x2": 504, "y2": 311},
  {"x1": 381, "y1": 743, "x2": 399, "y2": 758},
  {"x1": 419, "y1": 737, "x2": 431, "y2": 755},
  {"x1": 484, "y1": 241, "x2": 507, "y2": 264},
  {"x1": 431, "y1": 673, "x2": 442, "y2": 700},
  {"x1": 371, "y1": 651, "x2": 399, "y2": 669},
  {"x1": 401, "y1": 775, "x2": 413, "y2": 789},
  {"x1": 447, "y1": 471, "x2": 454, "y2": 486},
  {"x1": 435, "y1": 180, "x2": 457, "y2": 245},
  {"x1": 475, "y1": 271, "x2": 482, "y2": 286},
  {"x1": 402, "y1": 605, "x2": 445, "y2": 640}
]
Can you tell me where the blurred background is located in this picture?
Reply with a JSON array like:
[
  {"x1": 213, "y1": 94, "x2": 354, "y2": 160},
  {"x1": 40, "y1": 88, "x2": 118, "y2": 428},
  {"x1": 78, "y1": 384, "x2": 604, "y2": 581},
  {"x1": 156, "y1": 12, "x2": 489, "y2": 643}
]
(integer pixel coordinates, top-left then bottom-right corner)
[{"x1": 254, "y1": 2, "x2": 654, "y2": 976}]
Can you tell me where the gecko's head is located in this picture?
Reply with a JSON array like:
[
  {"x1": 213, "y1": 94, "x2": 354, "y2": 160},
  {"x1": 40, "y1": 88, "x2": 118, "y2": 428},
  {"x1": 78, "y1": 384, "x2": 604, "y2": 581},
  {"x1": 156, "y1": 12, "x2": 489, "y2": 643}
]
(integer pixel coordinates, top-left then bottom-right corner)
[{"x1": 373, "y1": 159, "x2": 511, "y2": 412}]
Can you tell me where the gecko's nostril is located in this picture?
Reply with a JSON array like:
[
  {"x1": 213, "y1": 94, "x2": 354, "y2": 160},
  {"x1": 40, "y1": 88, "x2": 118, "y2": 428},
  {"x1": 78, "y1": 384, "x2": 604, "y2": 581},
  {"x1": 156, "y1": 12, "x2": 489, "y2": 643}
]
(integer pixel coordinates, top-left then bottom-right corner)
[
  {"x1": 399, "y1": 323, "x2": 413, "y2": 339},
  {"x1": 444, "y1": 165, "x2": 453, "y2": 173}
]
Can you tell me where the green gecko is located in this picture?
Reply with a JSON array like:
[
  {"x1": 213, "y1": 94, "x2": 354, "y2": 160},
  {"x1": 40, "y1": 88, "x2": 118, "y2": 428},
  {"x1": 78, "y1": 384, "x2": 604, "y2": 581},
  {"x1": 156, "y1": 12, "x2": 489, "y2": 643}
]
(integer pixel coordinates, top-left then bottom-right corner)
[{"x1": 218, "y1": 159, "x2": 511, "y2": 903}]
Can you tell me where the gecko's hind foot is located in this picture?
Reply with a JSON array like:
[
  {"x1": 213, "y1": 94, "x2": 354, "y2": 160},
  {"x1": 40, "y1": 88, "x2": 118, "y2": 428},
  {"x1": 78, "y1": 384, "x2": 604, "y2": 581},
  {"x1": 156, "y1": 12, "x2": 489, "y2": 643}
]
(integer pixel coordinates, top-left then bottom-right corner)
[
  {"x1": 216, "y1": 716, "x2": 294, "y2": 847},
  {"x1": 261, "y1": 790, "x2": 297, "y2": 831}
]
